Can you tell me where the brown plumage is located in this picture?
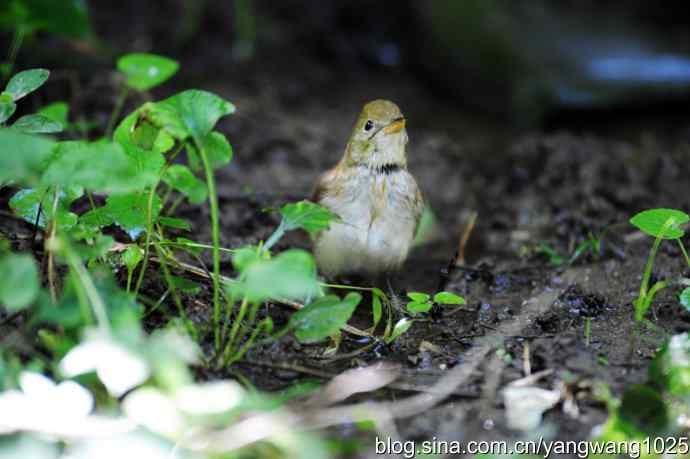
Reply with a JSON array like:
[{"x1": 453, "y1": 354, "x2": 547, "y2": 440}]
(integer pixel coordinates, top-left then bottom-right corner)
[{"x1": 312, "y1": 100, "x2": 424, "y2": 278}]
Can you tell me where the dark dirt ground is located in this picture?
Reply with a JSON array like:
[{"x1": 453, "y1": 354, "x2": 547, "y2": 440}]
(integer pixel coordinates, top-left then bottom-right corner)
[{"x1": 3, "y1": 2, "x2": 690, "y2": 457}]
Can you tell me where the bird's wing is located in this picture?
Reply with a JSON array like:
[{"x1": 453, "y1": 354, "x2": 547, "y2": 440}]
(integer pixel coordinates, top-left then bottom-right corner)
[
  {"x1": 411, "y1": 181, "x2": 425, "y2": 237},
  {"x1": 311, "y1": 167, "x2": 339, "y2": 204}
]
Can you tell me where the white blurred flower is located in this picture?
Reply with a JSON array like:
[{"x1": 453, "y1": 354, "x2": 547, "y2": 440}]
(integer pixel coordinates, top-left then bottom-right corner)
[
  {"x1": 60, "y1": 338, "x2": 150, "y2": 397},
  {"x1": 62, "y1": 431, "x2": 187, "y2": 459},
  {"x1": 0, "y1": 372, "x2": 133, "y2": 437},
  {"x1": 123, "y1": 381, "x2": 244, "y2": 439},
  {"x1": 174, "y1": 381, "x2": 243, "y2": 416}
]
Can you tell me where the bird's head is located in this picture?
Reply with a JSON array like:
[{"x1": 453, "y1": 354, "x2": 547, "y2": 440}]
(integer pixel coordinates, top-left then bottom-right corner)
[{"x1": 343, "y1": 99, "x2": 408, "y2": 171}]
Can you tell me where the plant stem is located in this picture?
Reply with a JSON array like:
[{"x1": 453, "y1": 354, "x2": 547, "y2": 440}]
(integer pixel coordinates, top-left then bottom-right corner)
[
  {"x1": 46, "y1": 186, "x2": 60, "y2": 302},
  {"x1": 224, "y1": 297, "x2": 249, "y2": 363},
  {"x1": 677, "y1": 239, "x2": 690, "y2": 270},
  {"x1": 4, "y1": 27, "x2": 25, "y2": 81},
  {"x1": 133, "y1": 185, "x2": 158, "y2": 296},
  {"x1": 86, "y1": 191, "x2": 98, "y2": 213},
  {"x1": 105, "y1": 87, "x2": 129, "y2": 138},
  {"x1": 197, "y1": 138, "x2": 223, "y2": 352},
  {"x1": 153, "y1": 242, "x2": 195, "y2": 337},
  {"x1": 262, "y1": 221, "x2": 285, "y2": 253},
  {"x1": 225, "y1": 320, "x2": 269, "y2": 366},
  {"x1": 63, "y1": 240, "x2": 111, "y2": 335},
  {"x1": 155, "y1": 240, "x2": 236, "y2": 254},
  {"x1": 639, "y1": 235, "x2": 661, "y2": 299}
]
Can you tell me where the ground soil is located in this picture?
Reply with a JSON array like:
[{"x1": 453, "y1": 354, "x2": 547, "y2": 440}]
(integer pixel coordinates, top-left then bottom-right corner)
[{"x1": 3, "y1": 4, "x2": 690, "y2": 457}]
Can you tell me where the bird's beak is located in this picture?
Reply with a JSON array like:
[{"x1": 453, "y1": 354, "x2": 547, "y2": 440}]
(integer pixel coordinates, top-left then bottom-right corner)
[{"x1": 383, "y1": 117, "x2": 405, "y2": 134}]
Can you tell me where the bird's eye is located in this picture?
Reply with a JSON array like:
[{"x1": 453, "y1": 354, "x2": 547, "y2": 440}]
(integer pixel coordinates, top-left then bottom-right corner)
[{"x1": 364, "y1": 120, "x2": 374, "y2": 131}]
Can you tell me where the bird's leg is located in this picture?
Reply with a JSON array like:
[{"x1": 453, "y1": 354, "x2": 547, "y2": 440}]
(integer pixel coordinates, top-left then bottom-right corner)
[{"x1": 376, "y1": 272, "x2": 402, "y2": 311}]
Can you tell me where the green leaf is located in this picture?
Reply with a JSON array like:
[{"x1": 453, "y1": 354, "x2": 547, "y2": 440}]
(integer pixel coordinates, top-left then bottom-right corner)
[
  {"x1": 0, "y1": 0, "x2": 91, "y2": 38},
  {"x1": 433, "y1": 291, "x2": 466, "y2": 305},
  {"x1": 169, "y1": 276, "x2": 201, "y2": 294},
  {"x1": 117, "y1": 53, "x2": 179, "y2": 91},
  {"x1": 187, "y1": 130, "x2": 233, "y2": 170},
  {"x1": 681, "y1": 288, "x2": 690, "y2": 311},
  {"x1": 386, "y1": 318, "x2": 413, "y2": 344},
  {"x1": 649, "y1": 333, "x2": 690, "y2": 397},
  {"x1": 406, "y1": 301, "x2": 432, "y2": 314},
  {"x1": 103, "y1": 192, "x2": 162, "y2": 240},
  {"x1": 114, "y1": 109, "x2": 173, "y2": 155},
  {"x1": 407, "y1": 292, "x2": 430, "y2": 303},
  {"x1": 0, "y1": 93, "x2": 16, "y2": 123},
  {"x1": 41, "y1": 140, "x2": 157, "y2": 192},
  {"x1": 122, "y1": 245, "x2": 144, "y2": 275},
  {"x1": 5, "y1": 69, "x2": 50, "y2": 101},
  {"x1": 372, "y1": 292, "x2": 382, "y2": 330},
  {"x1": 0, "y1": 128, "x2": 56, "y2": 184},
  {"x1": 231, "y1": 245, "x2": 263, "y2": 273},
  {"x1": 279, "y1": 200, "x2": 338, "y2": 236},
  {"x1": 159, "y1": 216, "x2": 191, "y2": 231},
  {"x1": 0, "y1": 253, "x2": 39, "y2": 311},
  {"x1": 617, "y1": 385, "x2": 668, "y2": 436},
  {"x1": 156, "y1": 89, "x2": 235, "y2": 141},
  {"x1": 630, "y1": 208, "x2": 689, "y2": 240},
  {"x1": 79, "y1": 207, "x2": 114, "y2": 229},
  {"x1": 12, "y1": 114, "x2": 62, "y2": 133},
  {"x1": 229, "y1": 249, "x2": 319, "y2": 303},
  {"x1": 38, "y1": 101, "x2": 69, "y2": 126},
  {"x1": 9, "y1": 186, "x2": 82, "y2": 230},
  {"x1": 290, "y1": 292, "x2": 361, "y2": 343},
  {"x1": 162, "y1": 164, "x2": 207, "y2": 204}
]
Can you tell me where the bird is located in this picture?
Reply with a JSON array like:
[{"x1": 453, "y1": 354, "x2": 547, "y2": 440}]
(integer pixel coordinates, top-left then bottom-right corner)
[{"x1": 312, "y1": 99, "x2": 424, "y2": 283}]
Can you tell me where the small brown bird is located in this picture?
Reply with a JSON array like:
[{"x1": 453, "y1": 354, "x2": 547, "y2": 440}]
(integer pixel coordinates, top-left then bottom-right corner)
[{"x1": 312, "y1": 100, "x2": 424, "y2": 280}]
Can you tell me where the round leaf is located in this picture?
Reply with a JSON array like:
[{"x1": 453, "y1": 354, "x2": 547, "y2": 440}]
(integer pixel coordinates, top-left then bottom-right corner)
[
  {"x1": 386, "y1": 318, "x2": 413, "y2": 344},
  {"x1": 433, "y1": 291, "x2": 466, "y2": 305},
  {"x1": 0, "y1": 253, "x2": 39, "y2": 311},
  {"x1": 103, "y1": 192, "x2": 162, "y2": 240},
  {"x1": 5, "y1": 69, "x2": 50, "y2": 101},
  {"x1": 38, "y1": 101, "x2": 69, "y2": 126},
  {"x1": 0, "y1": 129, "x2": 55, "y2": 185},
  {"x1": 406, "y1": 301, "x2": 432, "y2": 314},
  {"x1": 280, "y1": 200, "x2": 338, "y2": 236},
  {"x1": 117, "y1": 53, "x2": 179, "y2": 92},
  {"x1": 162, "y1": 164, "x2": 207, "y2": 204},
  {"x1": 229, "y1": 249, "x2": 319, "y2": 303},
  {"x1": 630, "y1": 208, "x2": 689, "y2": 240},
  {"x1": 290, "y1": 293, "x2": 361, "y2": 343},
  {"x1": 157, "y1": 90, "x2": 235, "y2": 141},
  {"x1": 407, "y1": 292, "x2": 430, "y2": 303},
  {"x1": 12, "y1": 114, "x2": 63, "y2": 134}
]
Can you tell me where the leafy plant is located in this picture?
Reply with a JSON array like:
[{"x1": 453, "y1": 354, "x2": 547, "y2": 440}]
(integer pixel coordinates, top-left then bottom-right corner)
[
  {"x1": 0, "y1": 0, "x2": 91, "y2": 77},
  {"x1": 629, "y1": 208, "x2": 690, "y2": 322},
  {"x1": 406, "y1": 290, "x2": 465, "y2": 314}
]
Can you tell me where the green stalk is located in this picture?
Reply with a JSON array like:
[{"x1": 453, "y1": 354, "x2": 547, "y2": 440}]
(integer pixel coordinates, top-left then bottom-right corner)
[
  {"x1": 153, "y1": 242, "x2": 195, "y2": 337},
  {"x1": 3, "y1": 27, "x2": 25, "y2": 81},
  {"x1": 62, "y1": 240, "x2": 111, "y2": 335},
  {"x1": 223, "y1": 297, "x2": 249, "y2": 363},
  {"x1": 638, "y1": 233, "x2": 663, "y2": 303},
  {"x1": 262, "y1": 221, "x2": 285, "y2": 253},
  {"x1": 133, "y1": 185, "x2": 158, "y2": 296},
  {"x1": 156, "y1": 240, "x2": 236, "y2": 254},
  {"x1": 230, "y1": 301, "x2": 260, "y2": 360},
  {"x1": 105, "y1": 87, "x2": 129, "y2": 138},
  {"x1": 677, "y1": 239, "x2": 690, "y2": 270},
  {"x1": 225, "y1": 319, "x2": 271, "y2": 366},
  {"x1": 196, "y1": 138, "x2": 222, "y2": 351}
]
